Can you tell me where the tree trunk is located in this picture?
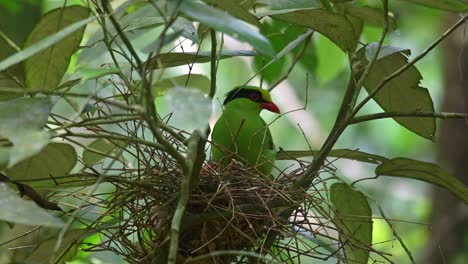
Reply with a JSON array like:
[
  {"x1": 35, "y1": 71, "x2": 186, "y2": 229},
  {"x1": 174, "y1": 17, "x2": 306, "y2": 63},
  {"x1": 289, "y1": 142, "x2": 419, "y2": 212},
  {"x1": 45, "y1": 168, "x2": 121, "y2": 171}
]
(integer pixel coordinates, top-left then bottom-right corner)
[{"x1": 422, "y1": 14, "x2": 468, "y2": 264}]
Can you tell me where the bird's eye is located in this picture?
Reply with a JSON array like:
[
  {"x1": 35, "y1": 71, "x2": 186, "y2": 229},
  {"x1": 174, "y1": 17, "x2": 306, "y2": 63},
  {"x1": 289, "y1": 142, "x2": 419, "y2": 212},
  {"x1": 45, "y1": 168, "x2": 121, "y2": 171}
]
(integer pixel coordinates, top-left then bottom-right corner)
[{"x1": 249, "y1": 93, "x2": 260, "y2": 101}]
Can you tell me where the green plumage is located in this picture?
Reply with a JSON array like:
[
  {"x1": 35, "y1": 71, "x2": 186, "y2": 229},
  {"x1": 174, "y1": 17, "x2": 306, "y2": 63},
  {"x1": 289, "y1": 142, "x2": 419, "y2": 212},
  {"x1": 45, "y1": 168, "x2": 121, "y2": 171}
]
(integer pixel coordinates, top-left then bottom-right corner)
[{"x1": 211, "y1": 87, "x2": 278, "y2": 177}]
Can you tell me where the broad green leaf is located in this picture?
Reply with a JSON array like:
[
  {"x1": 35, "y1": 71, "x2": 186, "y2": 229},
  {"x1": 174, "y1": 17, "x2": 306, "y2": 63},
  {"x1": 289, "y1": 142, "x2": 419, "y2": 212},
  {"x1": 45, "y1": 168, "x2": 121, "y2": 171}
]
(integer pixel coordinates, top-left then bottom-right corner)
[
  {"x1": 276, "y1": 149, "x2": 388, "y2": 164},
  {"x1": 345, "y1": 13, "x2": 364, "y2": 41},
  {"x1": 145, "y1": 50, "x2": 256, "y2": 70},
  {"x1": 342, "y1": 5, "x2": 397, "y2": 31},
  {"x1": 152, "y1": 74, "x2": 210, "y2": 96},
  {"x1": 83, "y1": 139, "x2": 124, "y2": 166},
  {"x1": 0, "y1": 97, "x2": 52, "y2": 135},
  {"x1": 23, "y1": 6, "x2": 89, "y2": 90},
  {"x1": 0, "y1": 72, "x2": 24, "y2": 101},
  {"x1": 330, "y1": 183, "x2": 372, "y2": 264},
  {"x1": 204, "y1": 0, "x2": 261, "y2": 26},
  {"x1": 181, "y1": 1, "x2": 274, "y2": 56},
  {"x1": 268, "y1": 9, "x2": 356, "y2": 52},
  {"x1": 400, "y1": 0, "x2": 468, "y2": 12},
  {"x1": 8, "y1": 131, "x2": 50, "y2": 167},
  {"x1": 0, "y1": 14, "x2": 95, "y2": 72},
  {"x1": 0, "y1": 97, "x2": 53, "y2": 166},
  {"x1": 6, "y1": 143, "x2": 78, "y2": 188},
  {"x1": 361, "y1": 48, "x2": 436, "y2": 140},
  {"x1": 166, "y1": 88, "x2": 212, "y2": 137},
  {"x1": 26, "y1": 229, "x2": 90, "y2": 263},
  {"x1": 0, "y1": 183, "x2": 63, "y2": 227},
  {"x1": 376, "y1": 158, "x2": 468, "y2": 204}
]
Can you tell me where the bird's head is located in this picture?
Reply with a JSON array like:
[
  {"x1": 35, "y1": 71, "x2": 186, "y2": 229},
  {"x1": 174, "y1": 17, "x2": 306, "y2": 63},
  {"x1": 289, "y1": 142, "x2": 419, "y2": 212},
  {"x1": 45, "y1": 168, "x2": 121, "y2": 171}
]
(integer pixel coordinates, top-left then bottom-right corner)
[{"x1": 223, "y1": 86, "x2": 280, "y2": 114}]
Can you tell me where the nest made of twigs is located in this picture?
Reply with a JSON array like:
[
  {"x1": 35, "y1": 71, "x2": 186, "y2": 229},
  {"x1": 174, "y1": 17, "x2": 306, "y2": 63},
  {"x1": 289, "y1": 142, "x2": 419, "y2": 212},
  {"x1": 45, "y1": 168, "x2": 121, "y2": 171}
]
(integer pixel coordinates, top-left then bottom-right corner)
[{"x1": 82, "y1": 131, "x2": 335, "y2": 263}]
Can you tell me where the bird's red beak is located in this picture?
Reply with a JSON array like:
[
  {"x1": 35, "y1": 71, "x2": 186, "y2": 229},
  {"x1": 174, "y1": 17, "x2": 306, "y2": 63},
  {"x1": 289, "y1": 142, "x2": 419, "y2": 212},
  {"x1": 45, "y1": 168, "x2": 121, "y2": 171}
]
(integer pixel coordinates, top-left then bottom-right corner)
[{"x1": 260, "y1": 102, "x2": 280, "y2": 114}]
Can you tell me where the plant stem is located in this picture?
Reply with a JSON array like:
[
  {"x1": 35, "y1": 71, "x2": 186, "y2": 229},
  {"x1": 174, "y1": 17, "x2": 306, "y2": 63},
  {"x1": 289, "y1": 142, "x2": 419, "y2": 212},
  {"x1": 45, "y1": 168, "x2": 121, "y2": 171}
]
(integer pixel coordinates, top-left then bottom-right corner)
[{"x1": 168, "y1": 132, "x2": 201, "y2": 264}]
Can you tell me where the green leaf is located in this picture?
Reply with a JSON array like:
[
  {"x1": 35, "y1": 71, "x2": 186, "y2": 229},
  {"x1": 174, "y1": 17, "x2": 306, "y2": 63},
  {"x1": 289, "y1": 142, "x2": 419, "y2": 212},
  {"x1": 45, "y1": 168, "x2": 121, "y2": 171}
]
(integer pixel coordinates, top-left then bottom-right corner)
[
  {"x1": 361, "y1": 48, "x2": 436, "y2": 140},
  {"x1": 345, "y1": 13, "x2": 364, "y2": 41},
  {"x1": 376, "y1": 158, "x2": 468, "y2": 204},
  {"x1": 276, "y1": 149, "x2": 388, "y2": 164},
  {"x1": 315, "y1": 34, "x2": 346, "y2": 84},
  {"x1": 401, "y1": 0, "x2": 468, "y2": 12},
  {"x1": 145, "y1": 50, "x2": 256, "y2": 70},
  {"x1": 181, "y1": 1, "x2": 274, "y2": 56},
  {"x1": 0, "y1": 9, "x2": 94, "y2": 73},
  {"x1": 258, "y1": 0, "x2": 320, "y2": 9},
  {"x1": 0, "y1": 182, "x2": 63, "y2": 227},
  {"x1": 6, "y1": 143, "x2": 78, "y2": 188},
  {"x1": 26, "y1": 229, "x2": 90, "y2": 263},
  {"x1": 23, "y1": 6, "x2": 89, "y2": 90},
  {"x1": 342, "y1": 5, "x2": 397, "y2": 31},
  {"x1": 203, "y1": 0, "x2": 261, "y2": 26},
  {"x1": 83, "y1": 139, "x2": 124, "y2": 166},
  {"x1": 268, "y1": 9, "x2": 356, "y2": 52},
  {"x1": 0, "y1": 97, "x2": 53, "y2": 166},
  {"x1": 0, "y1": 72, "x2": 24, "y2": 101},
  {"x1": 330, "y1": 183, "x2": 372, "y2": 264},
  {"x1": 152, "y1": 74, "x2": 211, "y2": 96},
  {"x1": 171, "y1": 17, "x2": 198, "y2": 43},
  {"x1": 141, "y1": 30, "x2": 182, "y2": 54}
]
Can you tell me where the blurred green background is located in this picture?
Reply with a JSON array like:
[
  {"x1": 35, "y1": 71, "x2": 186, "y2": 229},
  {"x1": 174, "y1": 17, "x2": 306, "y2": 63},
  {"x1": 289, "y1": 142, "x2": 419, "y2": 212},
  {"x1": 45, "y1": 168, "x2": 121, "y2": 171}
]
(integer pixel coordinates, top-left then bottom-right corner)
[{"x1": 0, "y1": 0, "x2": 466, "y2": 263}]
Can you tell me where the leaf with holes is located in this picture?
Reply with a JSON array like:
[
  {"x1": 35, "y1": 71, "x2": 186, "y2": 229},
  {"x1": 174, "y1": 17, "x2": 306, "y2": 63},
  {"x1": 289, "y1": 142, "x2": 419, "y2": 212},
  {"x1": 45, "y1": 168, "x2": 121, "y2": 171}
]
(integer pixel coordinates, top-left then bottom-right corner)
[
  {"x1": 330, "y1": 183, "x2": 372, "y2": 264},
  {"x1": 376, "y1": 158, "x2": 468, "y2": 204},
  {"x1": 361, "y1": 47, "x2": 436, "y2": 140},
  {"x1": 23, "y1": 6, "x2": 89, "y2": 90}
]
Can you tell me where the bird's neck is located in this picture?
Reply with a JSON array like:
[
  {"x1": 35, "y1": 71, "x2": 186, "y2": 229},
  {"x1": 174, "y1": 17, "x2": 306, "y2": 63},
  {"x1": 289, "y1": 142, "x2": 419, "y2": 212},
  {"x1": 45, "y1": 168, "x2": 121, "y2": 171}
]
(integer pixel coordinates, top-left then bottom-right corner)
[{"x1": 224, "y1": 98, "x2": 262, "y2": 114}]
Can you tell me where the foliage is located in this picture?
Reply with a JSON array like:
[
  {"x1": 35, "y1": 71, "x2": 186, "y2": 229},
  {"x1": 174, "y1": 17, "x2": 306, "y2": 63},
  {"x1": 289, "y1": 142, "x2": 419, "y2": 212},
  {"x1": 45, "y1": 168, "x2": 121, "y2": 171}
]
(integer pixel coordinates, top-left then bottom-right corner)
[{"x1": 0, "y1": 0, "x2": 467, "y2": 263}]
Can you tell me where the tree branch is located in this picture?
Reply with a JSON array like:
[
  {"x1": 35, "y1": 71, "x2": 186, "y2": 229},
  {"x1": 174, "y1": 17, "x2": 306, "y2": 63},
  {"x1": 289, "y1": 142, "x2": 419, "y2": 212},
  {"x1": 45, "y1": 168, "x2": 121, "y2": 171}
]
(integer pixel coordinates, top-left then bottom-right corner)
[{"x1": 350, "y1": 111, "x2": 468, "y2": 124}]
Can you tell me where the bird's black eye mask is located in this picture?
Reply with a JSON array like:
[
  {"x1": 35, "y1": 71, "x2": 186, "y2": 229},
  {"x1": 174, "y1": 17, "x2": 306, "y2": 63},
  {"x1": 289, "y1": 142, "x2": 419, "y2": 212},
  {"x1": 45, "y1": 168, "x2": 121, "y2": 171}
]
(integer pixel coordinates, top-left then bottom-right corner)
[{"x1": 223, "y1": 89, "x2": 265, "y2": 105}]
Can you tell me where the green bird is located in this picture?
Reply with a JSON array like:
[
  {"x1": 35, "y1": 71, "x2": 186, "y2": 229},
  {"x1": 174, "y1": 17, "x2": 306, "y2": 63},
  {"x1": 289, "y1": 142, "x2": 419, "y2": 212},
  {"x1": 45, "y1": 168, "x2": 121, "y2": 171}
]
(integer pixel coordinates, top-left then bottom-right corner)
[{"x1": 211, "y1": 86, "x2": 280, "y2": 177}]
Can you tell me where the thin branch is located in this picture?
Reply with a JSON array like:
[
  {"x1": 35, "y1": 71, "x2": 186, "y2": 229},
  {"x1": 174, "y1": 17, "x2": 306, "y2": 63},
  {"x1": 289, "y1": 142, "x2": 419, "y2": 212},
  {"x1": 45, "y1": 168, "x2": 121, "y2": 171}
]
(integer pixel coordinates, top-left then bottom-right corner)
[
  {"x1": 53, "y1": 131, "x2": 166, "y2": 151},
  {"x1": 269, "y1": 31, "x2": 313, "y2": 91},
  {"x1": 350, "y1": 111, "x2": 468, "y2": 124},
  {"x1": 209, "y1": 29, "x2": 217, "y2": 99}
]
